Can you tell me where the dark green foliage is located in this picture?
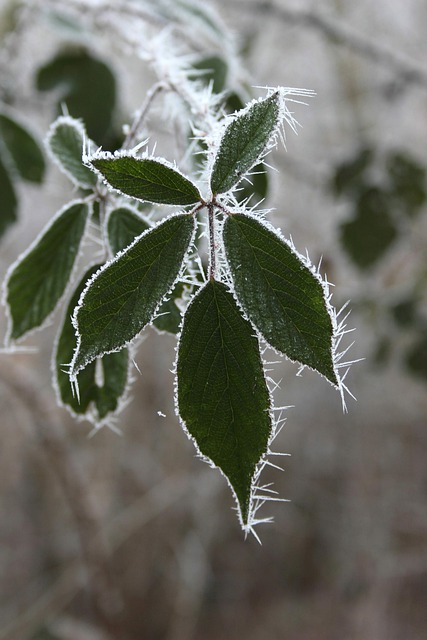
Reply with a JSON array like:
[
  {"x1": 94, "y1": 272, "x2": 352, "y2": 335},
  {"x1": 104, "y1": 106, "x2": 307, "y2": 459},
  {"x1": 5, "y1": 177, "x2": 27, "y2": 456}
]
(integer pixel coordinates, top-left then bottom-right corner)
[
  {"x1": 47, "y1": 117, "x2": 97, "y2": 188},
  {"x1": 107, "y1": 206, "x2": 185, "y2": 334},
  {"x1": 334, "y1": 147, "x2": 426, "y2": 269},
  {"x1": 6, "y1": 202, "x2": 89, "y2": 340},
  {"x1": 0, "y1": 155, "x2": 17, "y2": 237},
  {"x1": 56, "y1": 266, "x2": 129, "y2": 419},
  {"x1": 0, "y1": 113, "x2": 45, "y2": 183},
  {"x1": 36, "y1": 49, "x2": 116, "y2": 145},
  {"x1": 223, "y1": 214, "x2": 337, "y2": 384},
  {"x1": 0, "y1": 113, "x2": 45, "y2": 238},
  {"x1": 71, "y1": 214, "x2": 195, "y2": 374},
  {"x1": 91, "y1": 155, "x2": 202, "y2": 205},
  {"x1": 386, "y1": 151, "x2": 426, "y2": 217},
  {"x1": 405, "y1": 333, "x2": 427, "y2": 381},
  {"x1": 177, "y1": 280, "x2": 271, "y2": 524},
  {"x1": 107, "y1": 206, "x2": 150, "y2": 255},
  {"x1": 340, "y1": 187, "x2": 398, "y2": 269},
  {"x1": 191, "y1": 55, "x2": 228, "y2": 93},
  {"x1": 332, "y1": 147, "x2": 373, "y2": 196},
  {"x1": 210, "y1": 92, "x2": 280, "y2": 194}
]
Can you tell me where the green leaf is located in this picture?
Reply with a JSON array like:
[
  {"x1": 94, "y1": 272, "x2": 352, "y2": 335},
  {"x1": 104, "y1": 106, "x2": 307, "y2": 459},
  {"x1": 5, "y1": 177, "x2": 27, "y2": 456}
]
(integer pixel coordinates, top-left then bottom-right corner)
[
  {"x1": 5, "y1": 201, "x2": 89, "y2": 340},
  {"x1": 332, "y1": 147, "x2": 373, "y2": 196},
  {"x1": 153, "y1": 281, "x2": 186, "y2": 334},
  {"x1": 71, "y1": 213, "x2": 196, "y2": 375},
  {"x1": 405, "y1": 332, "x2": 427, "y2": 381},
  {"x1": 223, "y1": 213, "x2": 337, "y2": 385},
  {"x1": 55, "y1": 265, "x2": 129, "y2": 420},
  {"x1": 107, "y1": 206, "x2": 149, "y2": 255},
  {"x1": 0, "y1": 155, "x2": 17, "y2": 238},
  {"x1": 386, "y1": 151, "x2": 426, "y2": 216},
  {"x1": 177, "y1": 279, "x2": 271, "y2": 525},
  {"x1": 235, "y1": 162, "x2": 269, "y2": 205},
  {"x1": 210, "y1": 92, "x2": 280, "y2": 194},
  {"x1": 46, "y1": 116, "x2": 97, "y2": 188},
  {"x1": 191, "y1": 55, "x2": 228, "y2": 93},
  {"x1": 107, "y1": 206, "x2": 183, "y2": 334},
  {"x1": 0, "y1": 113, "x2": 45, "y2": 183},
  {"x1": 340, "y1": 187, "x2": 398, "y2": 269},
  {"x1": 90, "y1": 154, "x2": 202, "y2": 206},
  {"x1": 36, "y1": 49, "x2": 116, "y2": 145}
]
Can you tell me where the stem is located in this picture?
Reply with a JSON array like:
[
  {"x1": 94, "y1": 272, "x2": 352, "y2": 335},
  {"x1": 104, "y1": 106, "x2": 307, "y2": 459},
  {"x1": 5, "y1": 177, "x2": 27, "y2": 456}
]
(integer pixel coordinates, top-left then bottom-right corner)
[
  {"x1": 207, "y1": 202, "x2": 216, "y2": 280},
  {"x1": 122, "y1": 81, "x2": 167, "y2": 150}
]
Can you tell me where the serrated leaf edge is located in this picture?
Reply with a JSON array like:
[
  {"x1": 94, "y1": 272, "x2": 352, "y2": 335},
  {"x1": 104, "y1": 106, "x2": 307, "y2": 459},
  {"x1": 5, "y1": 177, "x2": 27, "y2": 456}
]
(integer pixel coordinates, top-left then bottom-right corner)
[
  {"x1": 2, "y1": 199, "x2": 90, "y2": 346},
  {"x1": 104, "y1": 203, "x2": 152, "y2": 258},
  {"x1": 172, "y1": 280, "x2": 276, "y2": 531},
  {"x1": 222, "y1": 211, "x2": 355, "y2": 409},
  {"x1": 45, "y1": 115, "x2": 97, "y2": 189},
  {"x1": 51, "y1": 293, "x2": 136, "y2": 430},
  {"x1": 69, "y1": 211, "x2": 197, "y2": 383},
  {"x1": 0, "y1": 108, "x2": 46, "y2": 181},
  {"x1": 84, "y1": 147, "x2": 202, "y2": 204}
]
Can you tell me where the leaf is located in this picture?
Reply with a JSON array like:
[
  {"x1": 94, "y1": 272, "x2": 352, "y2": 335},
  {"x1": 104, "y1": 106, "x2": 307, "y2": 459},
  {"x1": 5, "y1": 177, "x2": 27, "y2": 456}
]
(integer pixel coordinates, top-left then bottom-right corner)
[
  {"x1": 36, "y1": 49, "x2": 116, "y2": 144},
  {"x1": 71, "y1": 213, "x2": 196, "y2": 375},
  {"x1": 0, "y1": 113, "x2": 45, "y2": 183},
  {"x1": 0, "y1": 155, "x2": 17, "y2": 238},
  {"x1": 153, "y1": 281, "x2": 186, "y2": 334},
  {"x1": 332, "y1": 147, "x2": 373, "y2": 196},
  {"x1": 223, "y1": 213, "x2": 337, "y2": 385},
  {"x1": 55, "y1": 266, "x2": 129, "y2": 420},
  {"x1": 235, "y1": 162, "x2": 269, "y2": 205},
  {"x1": 405, "y1": 332, "x2": 427, "y2": 381},
  {"x1": 107, "y1": 206, "x2": 149, "y2": 255},
  {"x1": 46, "y1": 116, "x2": 97, "y2": 188},
  {"x1": 190, "y1": 55, "x2": 228, "y2": 93},
  {"x1": 5, "y1": 201, "x2": 89, "y2": 340},
  {"x1": 386, "y1": 151, "x2": 426, "y2": 216},
  {"x1": 210, "y1": 92, "x2": 280, "y2": 194},
  {"x1": 90, "y1": 154, "x2": 202, "y2": 205},
  {"x1": 107, "y1": 206, "x2": 184, "y2": 334},
  {"x1": 177, "y1": 279, "x2": 271, "y2": 525},
  {"x1": 340, "y1": 187, "x2": 398, "y2": 269}
]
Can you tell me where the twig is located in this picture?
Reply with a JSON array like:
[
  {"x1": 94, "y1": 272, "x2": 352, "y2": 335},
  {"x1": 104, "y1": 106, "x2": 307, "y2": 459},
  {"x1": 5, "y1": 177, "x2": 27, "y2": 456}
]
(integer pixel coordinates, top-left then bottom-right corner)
[
  {"x1": 0, "y1": 470, "x2": 189, "y2": 640},
  {"x1": 0, "y1": 360, "x2": 126, "y2": 640},
  {"x1": 225, "y1": 0, "x2": 427, "y2": 92}
]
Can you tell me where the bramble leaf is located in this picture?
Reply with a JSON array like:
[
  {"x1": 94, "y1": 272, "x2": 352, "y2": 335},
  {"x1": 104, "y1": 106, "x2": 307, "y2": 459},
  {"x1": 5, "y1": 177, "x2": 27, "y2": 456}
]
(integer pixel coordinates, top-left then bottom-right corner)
[
  {"x1": 36, "y1": 50, "x2": 116, "y2": 144},
  {"x1": 210, "y1": 92, "x2": 280, "y2": 194},
  {"x1": 191, "y1": 55, "x2": 227, "y2": 93},
  {"x1": 71, "y1": 213, "x2": 195, "y2": 375},
  {"x1": 107, "y1": 206, "x2": 149, "y2": 255},
  {"x1": 47, "y1": 116, "x2": 97, "y2": 188},
  {"x1": 0, "y1": 113, "x2": 45, "y2": 183},
  {"x1": 107, "y1": 206, "x2": 184, "y2": 334},
  {"x1": 89, "y1": 154, "x2": 202, "y2": 205},
  {"x1": 0, "y1": 155, "x2": 17, "y2": 238},
  {"x1": 340, "y1": 187, "x2": 398, "y2": 269},
  {"x1": 177, "y1": 279, "x2": 271, "y2": 525},
  {"x1": 223, "y1": 213, "x2": 337, "y2": 385},
  {"x1": 55, "y1": 266, "x2": 129, "y2": 420},
  {"x1": 5, "y1": 201, "x2": 89, "y2": 340}
]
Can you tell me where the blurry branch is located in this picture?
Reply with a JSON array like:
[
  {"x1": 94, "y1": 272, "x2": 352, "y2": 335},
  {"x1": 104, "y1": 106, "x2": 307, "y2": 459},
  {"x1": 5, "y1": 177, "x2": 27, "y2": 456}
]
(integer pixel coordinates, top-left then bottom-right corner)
[
  {"x1": 0, "y1": 360, "x2": 125, "y2": 640},
  {"x1": 0, "y1": 374, "x2": 189, "y2": 640},
  {"x1": 227, "y1": 0, "x2": 427, "y2": 92}
]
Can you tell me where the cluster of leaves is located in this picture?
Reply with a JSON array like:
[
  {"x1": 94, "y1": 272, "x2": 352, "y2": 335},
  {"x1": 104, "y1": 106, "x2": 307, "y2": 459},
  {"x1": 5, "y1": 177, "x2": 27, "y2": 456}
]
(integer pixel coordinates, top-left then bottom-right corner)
[
  {"x1": 333, "y1": 146, "x2": 426, "y2": 269},
  {"x1": 333, "y1": 147, "x2": 427, "y2": 382},
  {"x1": 3, "y1": 89, "x2": 347, "y2": 530}
]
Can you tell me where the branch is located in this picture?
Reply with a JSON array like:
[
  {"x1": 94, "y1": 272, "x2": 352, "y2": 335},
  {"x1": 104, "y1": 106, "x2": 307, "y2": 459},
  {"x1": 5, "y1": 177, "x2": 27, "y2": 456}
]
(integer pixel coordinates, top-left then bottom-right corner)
[
  {"x1": 0, "y1": 359, "x2": 126, "y2": 640},
  {"x1": 225, "y1": 0, "x2": 427, "y2": 92}
]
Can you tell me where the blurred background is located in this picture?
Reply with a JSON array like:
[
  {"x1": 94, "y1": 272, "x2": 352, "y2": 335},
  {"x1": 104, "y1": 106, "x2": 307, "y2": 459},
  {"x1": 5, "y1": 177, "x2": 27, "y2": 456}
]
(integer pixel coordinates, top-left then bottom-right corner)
[{"x1": 0, "y1": 0, "x2": 426, "y2": 638}]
